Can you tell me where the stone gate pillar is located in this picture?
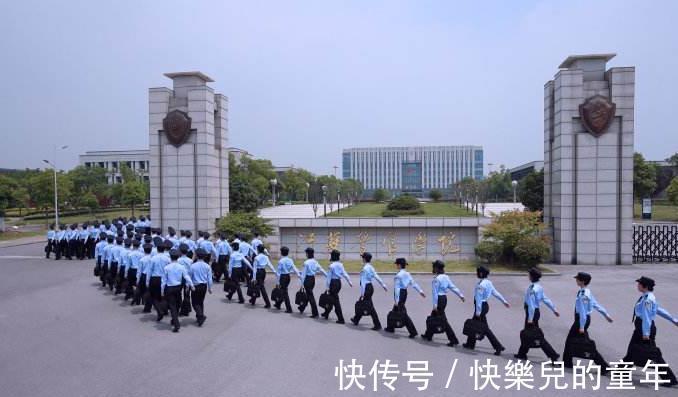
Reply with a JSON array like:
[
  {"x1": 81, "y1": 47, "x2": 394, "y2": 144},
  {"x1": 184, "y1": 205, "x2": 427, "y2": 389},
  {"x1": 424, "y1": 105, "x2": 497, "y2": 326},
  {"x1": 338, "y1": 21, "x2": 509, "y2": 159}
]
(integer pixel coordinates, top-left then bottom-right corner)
[
  {"x1": 149, "y1": 72, "x2": 229, "y2": 234},
  {"x1": 544, "y1": 54, "x2": 634, "y2": 265}
]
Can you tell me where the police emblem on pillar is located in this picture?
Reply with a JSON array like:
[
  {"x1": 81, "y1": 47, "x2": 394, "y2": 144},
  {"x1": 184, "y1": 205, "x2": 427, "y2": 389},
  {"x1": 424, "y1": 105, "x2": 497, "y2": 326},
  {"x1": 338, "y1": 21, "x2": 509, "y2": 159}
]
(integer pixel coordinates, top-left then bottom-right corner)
[
  {"x1": 162, "y1": 109, "x2": 192, "y2": 147},
  {"x1": 579, "y1": 95, "x2": 616, "y2": 137}
]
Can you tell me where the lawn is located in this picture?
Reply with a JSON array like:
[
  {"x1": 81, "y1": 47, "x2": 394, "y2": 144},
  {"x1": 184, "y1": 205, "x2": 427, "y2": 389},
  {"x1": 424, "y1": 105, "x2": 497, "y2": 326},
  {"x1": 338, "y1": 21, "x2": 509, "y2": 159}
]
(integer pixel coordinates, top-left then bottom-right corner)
[
  {"x1": 634, "y1": 203, "x2": 678, "y2": 222},
  {"x1": 22, "y1": 208, "x2": 150, "y2": 226},
  {"x1": 327, "y1": 202, "x2": 475, "y2": 217},
  {"x1": 0, "y1": 230, "x2": 43, "y2": 242},
  {"x1": 337, "y1": 259, "x2": 551, "y2": 273}
]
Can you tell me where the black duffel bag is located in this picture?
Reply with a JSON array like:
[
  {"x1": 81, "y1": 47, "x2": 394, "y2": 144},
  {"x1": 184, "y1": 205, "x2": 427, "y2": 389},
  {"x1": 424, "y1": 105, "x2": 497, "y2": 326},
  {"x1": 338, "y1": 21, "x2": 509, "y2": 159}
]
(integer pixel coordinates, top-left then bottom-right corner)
[
  {"x1": 271, "y1": 286, "x2": 284, "y2": 305},
  {"x1": 223, "y1": 277, "x2": 237, "y2": 293},
  {"x1": 387, "y1": 306, "x2": 406, "y2": 329},
  {"x1": 355, "y1": 299, "x2": 372, "y2": 316},
  {"x1": 570, "y1": 335, "x2": 598, "y2": 360},
  {"x1": 295, "y1": 289, "x2": 308, "y2": 306},
  {"x1": 93, "y1": 263, "x2": 101, "y2": 277},
  {"x1": 520, "y1": 325, "x2": 545, "y2": 348},
  {"x1": 246, "y1": 281, "x2": 260, "y2": 298},
  {"x1": 463, "y1": 318, "x2": 487, "y2": 340},
  {"x1": 318, "y1": 291, "x2": 332, "y2": 310},
  {"x1": 426, "y1": 313, "x2": 446, "y2": 334},
  {"x1": 629, "y1": 342, "x2": 663, "y2": 367}
]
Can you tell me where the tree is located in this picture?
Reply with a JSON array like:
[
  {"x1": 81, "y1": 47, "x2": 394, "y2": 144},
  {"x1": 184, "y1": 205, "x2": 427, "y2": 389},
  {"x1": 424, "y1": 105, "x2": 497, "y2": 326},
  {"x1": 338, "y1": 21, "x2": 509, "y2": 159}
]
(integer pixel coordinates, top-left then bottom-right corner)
[
  {"x1": 81, "y1": 191, "x2": 100, "y2": 215},
  {"x1": 25, "y1": 170, "x2": 73, "y2": 224},
  {"x1": 485, "y1": 166, "x2": 512, "y2": 202},
  {"x1": 373, "y1": 188, "x2": 389, "y2": 203},
  {"x1": 229, "y1": 173, "x2": 261, "y2": 212},
  {"x1": 429, "y1": 189, "x2": 443, "y2": 202},
  {"x1": 280, "y1": 169, "x2": 307, "y2": 202},
  {"x1": 12, "y1": 186, "x2": 30, "y2": 216},
  {"x1": 475, "y1": 210, "x2": 550, "y2": 266},
  {"x1": 121, "y1": 180, "x2": 146, "y2": 216},
  {"x1": 0, "y1": 175, "x2": 17, "y2": 216},
  {"x1": 229, "y1": 154, "x2": 276, "y2": 211},
  {"x1": 340, "y1": 179, "x2": 363, "y2": 204},
  {"x1": 666, "y1": 152, "x2": 678, "y2": 167},
  {"x1": 518, "y1": 170, "x2": 544, "y2": 212},
  {"x1": 216, "y1": 212, "x2": 273, "y2": 241},
  {"x1": 633, "y1": 152, "x2": 657, "y2": 200},
  {"x1": 667, "y1": 177, "x2": 678, "y2": 206}
]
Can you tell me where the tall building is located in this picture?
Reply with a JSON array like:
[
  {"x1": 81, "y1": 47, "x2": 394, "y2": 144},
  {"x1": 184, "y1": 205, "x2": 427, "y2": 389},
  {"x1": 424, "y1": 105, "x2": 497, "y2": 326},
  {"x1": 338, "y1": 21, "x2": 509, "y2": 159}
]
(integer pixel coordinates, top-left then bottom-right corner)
[
  {"x1": 342, "y1": 146, "x2": 483, "y2": 197},
  {"x1": 79, "y1": 150, "x2": 150, "y2": 184}
]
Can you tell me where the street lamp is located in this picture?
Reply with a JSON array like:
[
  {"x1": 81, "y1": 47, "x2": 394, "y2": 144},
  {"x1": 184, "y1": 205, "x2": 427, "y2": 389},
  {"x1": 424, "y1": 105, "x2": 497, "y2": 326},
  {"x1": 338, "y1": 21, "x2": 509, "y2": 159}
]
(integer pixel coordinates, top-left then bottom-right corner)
[
  {"x1": 321, "y1": 185, "x2": 327, "y2": 217},
  {"x1": 270, "y1": 178, "x2": 278, "y2": 207},
  {"x1": 512, "y1": 180, "x2": 518, "y2": 203},
  {"x1": 42, "y1": 145, "x2": 68, "y2": 228},
  {"x1": 305, "y1": 182, "x2": 310, "y2": 203}
]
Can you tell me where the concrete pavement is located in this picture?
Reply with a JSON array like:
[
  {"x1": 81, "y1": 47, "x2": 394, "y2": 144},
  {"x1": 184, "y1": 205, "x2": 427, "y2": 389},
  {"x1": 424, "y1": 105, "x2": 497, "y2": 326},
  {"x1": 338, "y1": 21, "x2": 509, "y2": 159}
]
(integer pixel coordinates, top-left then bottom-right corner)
[{"x1": 0, "y1": 241, "x2": 677, "y2": 396}]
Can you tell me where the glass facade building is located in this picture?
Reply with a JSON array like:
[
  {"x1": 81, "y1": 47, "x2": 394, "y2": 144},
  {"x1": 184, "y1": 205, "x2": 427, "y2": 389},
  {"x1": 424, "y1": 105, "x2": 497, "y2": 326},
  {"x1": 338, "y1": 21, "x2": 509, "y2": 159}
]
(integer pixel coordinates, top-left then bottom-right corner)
[{"x1": 342, "y1": 146, "x2": 483, "y2": 197}]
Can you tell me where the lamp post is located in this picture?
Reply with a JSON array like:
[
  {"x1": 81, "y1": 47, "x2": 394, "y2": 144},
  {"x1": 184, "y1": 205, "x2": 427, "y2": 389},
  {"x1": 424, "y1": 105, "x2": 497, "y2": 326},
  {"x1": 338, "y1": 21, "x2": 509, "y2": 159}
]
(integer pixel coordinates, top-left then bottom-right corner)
[
  {"x1": 42, "y1": 145, "x2": 68, "y2": 228},
  {"x1": 512, "y1": 180, "x2": 518, "y2": 203},
  {"x1": 270, "y1": 178, "x2": 278, "y2": 207},
  {"x1": 305, "y1": 182, "x2": 310, "y2": 203},
  {"x1": 321, "y1": 185, "x2": 327, "y2": 217}
]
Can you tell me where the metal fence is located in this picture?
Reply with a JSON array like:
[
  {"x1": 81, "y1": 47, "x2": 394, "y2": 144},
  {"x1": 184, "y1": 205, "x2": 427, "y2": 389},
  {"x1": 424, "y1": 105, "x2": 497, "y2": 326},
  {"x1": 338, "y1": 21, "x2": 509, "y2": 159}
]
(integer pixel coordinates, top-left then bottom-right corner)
[{"x1": 633, "y1": 224, "x2": 678, "y2": 263}]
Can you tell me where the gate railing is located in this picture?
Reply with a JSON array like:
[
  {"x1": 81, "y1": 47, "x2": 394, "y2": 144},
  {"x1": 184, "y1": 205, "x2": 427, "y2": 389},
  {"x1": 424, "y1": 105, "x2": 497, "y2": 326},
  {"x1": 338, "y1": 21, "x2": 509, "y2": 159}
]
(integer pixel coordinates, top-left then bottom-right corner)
[{"x1": 633, "y1": 223, "x2": 678, "y2": 263}]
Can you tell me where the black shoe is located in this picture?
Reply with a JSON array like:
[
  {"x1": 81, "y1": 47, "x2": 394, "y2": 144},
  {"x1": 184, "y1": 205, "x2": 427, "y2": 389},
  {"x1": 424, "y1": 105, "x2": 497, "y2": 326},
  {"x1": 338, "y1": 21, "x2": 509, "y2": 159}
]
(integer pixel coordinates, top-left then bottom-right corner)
[
  {"x1": 285, "y1": 309, "x2": 292, "y2": 313},
  {"x1": 336, "y1": 320, "x2": 345, "y2": 324},
  {"x1": 447, "y1": 342, "x2": 458, "y2": 347},
  {"x1": 494, "y1": 347, "x2": 505, "y2": 356},
  {"x1": 321, "y1": 313, "x2": 329, "y2": 320},
  {"x1": 384, "y1": 328, "x2": 394, "y2": 333},
  {"x1": 421, "y1": 335, "x2": 432, "y2": 341},
  {"x1": 197, "y1": 316, "x2": 206, "y2": 326},
  {"x1": 172, "y1": 327, "x2": 179, "y2": 333},
  {"x1": 350, "y1": 317, "x2": 359, "y2": 326},
  {"x1": 409, "y1": 333, "x2": 418, "y2": 339},
  {"x1": 156, "y1": 314, "x2": 164, "y2": 322},
  {"x1": 462, "y1": 343, "x2": 473, "y2": 350},
  {"x1": 549, "y1": 354, "x2": 560, "y2": 363},
  {"x1": 238, "y1": 300, "x2": 245, "y2": 304},
  {"x1": 513, "y1": 354, "x2": 528, "y2": 360},
  {"x1": 310, "y1": 314, "x2": 319, "y2": 318},
  {"x1": 264, "y1": 304, "x2": 271, "y2": 309},
  {"x1": 372, "y1": 325, "x2": 382, "y2": 331}
]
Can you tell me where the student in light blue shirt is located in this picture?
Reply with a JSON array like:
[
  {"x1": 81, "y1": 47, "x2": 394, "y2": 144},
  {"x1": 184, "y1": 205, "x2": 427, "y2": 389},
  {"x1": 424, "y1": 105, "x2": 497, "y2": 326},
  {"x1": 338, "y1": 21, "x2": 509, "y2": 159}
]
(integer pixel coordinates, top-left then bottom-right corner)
[
  {"x1": 298, "y1": 247, "x2": 328, "y2": 317},
  {"x1": 350, "y1": 252, "x2": 387, "y2": 329},
  {"x1": 421, "y1": 260, "x2": 465, "y2": 346},
  {"x1": 177, "y1": 244, "x2": 194, "y2": 316},
  {"x1": 463, "y1": 266, "x2": 509, "y2": 355},
  {"x1": 124, "y1": 240, "x2": 144, "y2": 301},
  {"x1": 250, "y1": 245, "x2": 277, "y2": 308},
  {"x1": 384, "y1": 258, "x2": 424, "y2": 337},
  {"x1": 115, "y1": 239, "x2": 132, "y2": 295},
  {"x1": 562, "y1": 272, "x2": 612, "y2": 370},
  {"x1": 147, "y1": 242, "x2": 171, "y2": 321},
  {"x1": 515, "y1": 267, "x2": 559, "y2": 361},
  {"x1": 189, "y1": 248, "x2": 213, "y2": 326},
  {"x1": 251, "y1": 233, "x2": 263, "y2": 253},
  {"x1": 226, "y1": 242, "x2": 253, "y2": 304},
  {"x1": 622, "y1": 276, "x2": 677, "y2": 386},
  {"x1": 322, "y1": 250, "x2": 353, "y2": 324},
  {"x1": 46, "y1": 224, "x2": 56, "y2": 259},
  {"x1": 276, "y1": 246, "x2": 301, "y2": 313},
  {"x1": 161, "y1": 249, "x2": 194, "y2": 333},
  {"x1": 134, "y1": 244, "x2": 154, "y2": 309},
  {"x1": 214, "y1": 233, "x2": 232, "y2": 283}
]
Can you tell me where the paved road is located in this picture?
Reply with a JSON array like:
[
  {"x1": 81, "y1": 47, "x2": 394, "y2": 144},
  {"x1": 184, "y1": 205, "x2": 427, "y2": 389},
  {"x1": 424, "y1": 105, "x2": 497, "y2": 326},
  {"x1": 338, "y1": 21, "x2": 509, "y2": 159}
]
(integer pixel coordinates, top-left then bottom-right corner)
[{"x1": 0, "y1": 242, "x2": 676, "y2": 396}]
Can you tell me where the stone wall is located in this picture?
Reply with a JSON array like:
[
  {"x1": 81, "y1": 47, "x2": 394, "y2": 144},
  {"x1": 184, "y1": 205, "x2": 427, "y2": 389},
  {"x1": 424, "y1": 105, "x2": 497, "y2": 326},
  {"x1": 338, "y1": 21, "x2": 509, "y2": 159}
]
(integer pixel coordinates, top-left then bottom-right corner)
[{"x1": 275, "y1": 217, "x2": 488, "y2": 261}]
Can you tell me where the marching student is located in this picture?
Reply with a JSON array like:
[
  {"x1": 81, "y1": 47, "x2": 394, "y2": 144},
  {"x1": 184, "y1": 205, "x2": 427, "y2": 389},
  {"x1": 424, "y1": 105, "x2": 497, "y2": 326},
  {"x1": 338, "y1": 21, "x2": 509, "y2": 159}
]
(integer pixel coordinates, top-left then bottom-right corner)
[
  {"x1": 134, "y1": 243, "x2": 154, "y2": 309},
  {"x1": 94, "y1": 232, "x2": 108, "y2": 276},
  {"x1": 146, "y1": 241, "x2": 171, "y2": 321},
  {"x1": 462, "y1": 266, "x2": 510, "y2": 355},
  {"x1": 124, "y1": 240, "x2": 143, "y2": 301},
  {"x1": 276, "y1": 246, "x2": 301, "y2": 313},
  {"x1": 78, "y1": 223, "x2": 89, "y2": 260},
  {"x1": 250, "y1": 244, "x2": 277, "y2": 308},
  {"x1": 562, "y1": 272, "x2": 613, "y2": 370},
  {"x1": 178, "y1": 244, "x2": 193, "y2": 316},
  {"x1": 226, "y1": 242, "x2": 253, "y2": 303},
  {"x1": 514, "y1": 267, "x2": 560, "y2": 361},
  {"x1": 161, "y1": 249, "x2": 194, "y2": 332},
  {"x1": 350, "y1": 252, "x2": 387, "y2": 330},
  {"x1": 421, "y1": 260, "x2": 464, "y2": 346},
  {"x1": 238, "y1": 236, "x2": 255, "y2": 281},
  {"x1": 101, "y1": 235, "x2": 115, "y2": 287},
  {"x1": 251, "y1": 233, "x2": 263, "y2": 253},
  {"x1": 322, "y1": 249, "x2": 353, "y2": 324},
  {"x1": 116, "y1": 239, "x2": 132, "y2": 295},
  {"x1": 622, "y1": 276, "x2": 678, "y2": 387},
  {"x1": 46, "y1": 224, "x2": 55, "y2": 259},
  {"x1": 298, "y1": 247, "x2": 328, "y2": 317},
  {"x1": 384, "y1": 258, "x2": 425, "y2": 337},
  {"x1": 108, "y1": 237, "x2": 124, "y2": 291},
  {"x1": 214, "y1": 233, "x2": 232, "y2": 282},
  {"x1": 189, "y1": 248, "x2": 213, "y2": 326},
  {"x1": 88, "y1": 222, "x2": 99, "y2": 259}
]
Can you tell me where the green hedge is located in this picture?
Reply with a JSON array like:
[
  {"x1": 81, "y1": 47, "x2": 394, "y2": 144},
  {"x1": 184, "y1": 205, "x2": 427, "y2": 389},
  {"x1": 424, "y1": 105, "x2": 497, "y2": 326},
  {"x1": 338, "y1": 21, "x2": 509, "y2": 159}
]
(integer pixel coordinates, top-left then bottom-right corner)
[{"x1": 382, "y1": 208, "x2": 425, "y2": 217}]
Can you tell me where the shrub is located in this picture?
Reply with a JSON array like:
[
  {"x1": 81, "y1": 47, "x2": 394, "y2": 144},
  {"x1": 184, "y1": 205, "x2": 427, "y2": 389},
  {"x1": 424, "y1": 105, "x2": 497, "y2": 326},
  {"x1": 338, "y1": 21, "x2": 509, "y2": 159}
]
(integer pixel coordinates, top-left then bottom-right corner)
[
  {"x1": 475, "y1": 210, "x2": 550, "y2": 266},
  {"x1": 373, "y1": 188, "x2": 389, "y2": 203},
  {"x1": 382, "y1": 208, "x2": 425, "y2": 217},
  {"x1": 429, "y1": 189, "x2": 443, "y2": 202},
  {"x1": 387, "y1": 194, "x2": 421, "y2": 211},
  {"x1": 216, "y1": 212, "x2": 273, "y2": 241},
  {"x1": 514, "y1": 235, "x2": 551, "y2": 267}
]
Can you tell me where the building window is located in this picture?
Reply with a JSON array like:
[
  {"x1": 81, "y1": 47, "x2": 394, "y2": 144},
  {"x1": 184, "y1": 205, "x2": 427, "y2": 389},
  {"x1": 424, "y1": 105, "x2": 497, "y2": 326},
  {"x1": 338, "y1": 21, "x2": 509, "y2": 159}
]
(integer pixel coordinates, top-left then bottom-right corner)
[
  {"x1": 98, "y1": 162, "x2": 105, "y2": 168},
  {"x1": 143, "y1": 176, "x2": 149, "y2": 182},
  {"x1": 84, "y1": 162, "x2": 91, "y2": 168},
  {"x1": 125, "y1": 161, "x2": 133, "y2": 169},
  {"x1": 115, "y1": 176, "x2": 122, "y2": 183},
  {"x1": 111, "y1": 161, "x2": 118, "y2": 170},
  {"x1": 138, "y1": 161, "x2": 146, "y2": 170}
]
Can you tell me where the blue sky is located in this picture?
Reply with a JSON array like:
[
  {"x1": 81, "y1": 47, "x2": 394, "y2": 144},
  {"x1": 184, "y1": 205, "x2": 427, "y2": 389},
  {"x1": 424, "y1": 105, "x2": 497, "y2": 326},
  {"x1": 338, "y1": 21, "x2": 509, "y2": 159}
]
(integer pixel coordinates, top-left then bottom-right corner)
[{"x1": 1, "y1": 0, "x2": 677, "y2": 174}]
